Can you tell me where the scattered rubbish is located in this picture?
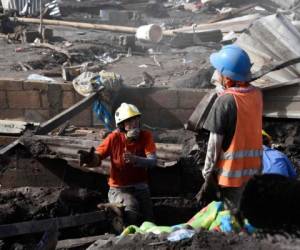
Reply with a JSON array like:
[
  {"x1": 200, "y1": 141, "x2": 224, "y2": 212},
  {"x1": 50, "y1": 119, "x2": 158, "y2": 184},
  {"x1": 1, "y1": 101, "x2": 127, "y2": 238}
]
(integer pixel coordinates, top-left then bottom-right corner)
[
  {"x1": 267, "y1": 0, "x2": 300, "y2": 9},
  {"x1": 216, "y1": 7, "x2": 233, "y2": 14},
  {"x1": 45, "y1": 0, "x2": 61, "y2": 18},
  {"x1": 1, "y1": 0, "x2": 41, "y2": 15},
  {"x1": 63, "y1": 41, "x2": 73, "y2": 48},
  {"x1": 135, "y1": 24, "x2": 163, "y2": 43},
  {"x1": 95, "y1": 52, "x2": 123, "y2": 65},
  {"x1": 137, "y1": 71, "x2": 155, "y2": 88},
  {"x1": 27, "y1": 74, "x2": 57, "y2": 83},
  {"x1": 138, "y1": 64, "x2": 148, "y2": 68},
  {"x1": 167, "y1": 228, "x2": 195, "y2": 242},
  {"x1": 15, "y1": 47, "x2": 25, "y2": 52}
]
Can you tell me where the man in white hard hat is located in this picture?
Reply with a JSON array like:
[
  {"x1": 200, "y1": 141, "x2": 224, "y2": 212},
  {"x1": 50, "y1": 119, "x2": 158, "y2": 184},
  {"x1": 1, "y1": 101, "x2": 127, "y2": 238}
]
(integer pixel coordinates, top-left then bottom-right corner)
[{"x1": 78, "y1": 103, "x2": 157, "y2": 226}]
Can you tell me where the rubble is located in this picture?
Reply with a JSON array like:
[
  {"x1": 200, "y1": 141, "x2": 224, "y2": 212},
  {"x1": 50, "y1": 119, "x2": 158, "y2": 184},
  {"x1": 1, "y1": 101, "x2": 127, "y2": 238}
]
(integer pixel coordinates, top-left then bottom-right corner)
[{"x1": 1, "y1": 0, "x2": 300, "y2": 249}]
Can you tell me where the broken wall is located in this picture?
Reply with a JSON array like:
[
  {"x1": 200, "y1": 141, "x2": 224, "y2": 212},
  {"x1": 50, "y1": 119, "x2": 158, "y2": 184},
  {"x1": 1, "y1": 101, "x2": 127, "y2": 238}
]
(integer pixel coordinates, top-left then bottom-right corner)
[{"x1": 0, "y1": 78, "x2": 209, "y2": 129}]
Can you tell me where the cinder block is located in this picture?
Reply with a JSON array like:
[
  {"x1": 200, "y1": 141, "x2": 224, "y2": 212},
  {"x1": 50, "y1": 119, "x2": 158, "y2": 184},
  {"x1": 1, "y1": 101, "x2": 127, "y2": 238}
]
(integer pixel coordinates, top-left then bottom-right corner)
[
  {"x1": 0, "y1": 91, "x2": 7, "y2": 108},
  {"x1": 141, "y1": 109, "x2": 161, "y2": 128},
  {"x1": 7, "y1": 90, "x2": 41, "y2": 109},
  {"x1": 60, "y1": 83, "x2": 74, "y2": 91},
  {"x1": 113, "y1": 87, "x2": 145, "y2": 111},
  {"x1": 23, "y1": 81, "x2": 49, "y2": 91},
  {"x1": 70, "y1": 108, "x2": 92, "y2": 127},
  {"x1": 159, "y1": 108, "x2": 194, "y2": 129},
  {"x1": 145, "y1": 88, "x2": 178, "y2": 109},
  {"x1": 178, "y1": 89, "x2": 207, "y2": 109},
  {"x1": 63, "y1": 91, "x2": 75, "y2": 109},
  {"x1": 0, "y1": 109, "x2": 24, "y2": 120},
  {"x1": 0, "y1": 79, "x2": 23, "y2": 90},
  {"x1": 41, "y1": 92, "x2": 49, "y2": 108},
  {"x1": 24, "y1": 109, "x2": 49, "y2": 122}
]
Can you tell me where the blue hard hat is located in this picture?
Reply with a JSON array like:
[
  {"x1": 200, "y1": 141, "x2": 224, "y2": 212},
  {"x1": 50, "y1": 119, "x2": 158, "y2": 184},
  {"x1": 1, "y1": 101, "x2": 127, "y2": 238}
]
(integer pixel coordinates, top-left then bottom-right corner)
[{"x1": 210, "y1": 44, "x2": 252, "y2": 82}]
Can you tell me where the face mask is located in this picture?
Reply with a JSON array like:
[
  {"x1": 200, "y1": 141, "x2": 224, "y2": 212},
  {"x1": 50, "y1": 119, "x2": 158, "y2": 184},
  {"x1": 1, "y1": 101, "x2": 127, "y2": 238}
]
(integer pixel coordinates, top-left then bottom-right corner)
[
  {"x1": 215, "y1": 83, "x2": 225, "y2": 94},
  {"x1": 126, "y1": 128, "x2": 140, "y2": 141}
]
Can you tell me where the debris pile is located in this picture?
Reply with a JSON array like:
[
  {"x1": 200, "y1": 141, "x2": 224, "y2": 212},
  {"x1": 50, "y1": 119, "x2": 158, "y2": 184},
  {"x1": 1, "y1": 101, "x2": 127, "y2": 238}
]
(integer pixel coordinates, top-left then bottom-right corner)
[{"x1": 1, "y1": 0, "x2": 300, "y2": 249}]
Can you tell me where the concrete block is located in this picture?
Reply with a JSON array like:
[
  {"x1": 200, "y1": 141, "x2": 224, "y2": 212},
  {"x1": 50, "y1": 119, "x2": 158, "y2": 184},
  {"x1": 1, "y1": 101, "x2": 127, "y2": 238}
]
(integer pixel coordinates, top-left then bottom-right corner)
[
  {"x1": 0, "y1": 109, "x2": 24, "y2": 120},
  {"x1": 170, "y1": 30, "x2": 222, "y2": 48},
  {"x1": 7, "y1": 90, "x2": 41, "y2": 109},
  {"x1": 60, "y1": 83, "x2": 74, "y2": 91},
  {"x1": 41, "y1": 92, "x2": 49, "y2": 108},
  {"x1": 24, "y1": 109, "x2": 49, "y2": 122},
  {"x1": 70, "y1": 108, "x2": 92, "y2": 127},
  {"x1": 63, "y1": 91, "x2": 75, "y2": 109},
  {"x1": 113, "y1": 87, "x2": 145, "y2": 111},
  {"x1": 141, "y1": 109, "x2": 161, "y2": 128},
  {"x1": 178, "y1": 89, "x2": 207, "y2": 109},
  {"x1": 0, "y1": 79, "x2": 23, "y2": 90},
  {"x1": 145, "y1": 88, "x2": 178, "y2": 109},
  {"x1": 100, "y1": 9, "x2": 132, "y2": 25},
  {"x1": 159, "y1": 109, "x2": 194, "y2": 128},
  {"x1": 23, "y1": 81, "x2": 49, "y2": 91},
  {"x1": 0, "y1": 91, "x2": 7, "y2": 108}
]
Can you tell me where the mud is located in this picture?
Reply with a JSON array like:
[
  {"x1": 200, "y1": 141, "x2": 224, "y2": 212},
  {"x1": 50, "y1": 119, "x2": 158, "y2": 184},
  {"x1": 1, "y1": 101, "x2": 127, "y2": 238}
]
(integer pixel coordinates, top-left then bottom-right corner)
[
  {"x1": 89, "y1": 230, "x2": 277, "y2": 250},
  {"x1": 241, "y1": 174, "x2": 300, "y2": 230}
]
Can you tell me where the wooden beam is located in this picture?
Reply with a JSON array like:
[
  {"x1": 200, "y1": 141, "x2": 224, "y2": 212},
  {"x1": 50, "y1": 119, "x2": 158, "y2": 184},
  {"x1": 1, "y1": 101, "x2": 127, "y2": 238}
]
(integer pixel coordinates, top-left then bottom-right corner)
[
  {"x1": 56, "y1": 235, "x2": 112, "y2": 249},
  {"x1": 12, "y1": 17, "x2": 138, "y2": 34},
  {"x1": 36, "y1": 86, "x2": 104, "y2": 135},
  {"x1": 0, "y1": 211, "x2": 106, "y2": 238},
  {"x1": 21, "y1": 135, "x2": 182, "y2": 170}
]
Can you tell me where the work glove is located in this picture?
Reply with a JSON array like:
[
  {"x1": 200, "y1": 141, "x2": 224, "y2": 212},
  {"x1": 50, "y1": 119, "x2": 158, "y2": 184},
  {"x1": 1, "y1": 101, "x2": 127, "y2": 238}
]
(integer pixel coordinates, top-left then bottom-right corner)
[
  {"x1": 194, "y1": 173, "x2": 219, "y2": 207},
  {"x1": 78, "y1": 147, "x2": 99, "y2": 168},
  {"x1": 124, "y1": 151, "x2": 137, "y2": 165}
]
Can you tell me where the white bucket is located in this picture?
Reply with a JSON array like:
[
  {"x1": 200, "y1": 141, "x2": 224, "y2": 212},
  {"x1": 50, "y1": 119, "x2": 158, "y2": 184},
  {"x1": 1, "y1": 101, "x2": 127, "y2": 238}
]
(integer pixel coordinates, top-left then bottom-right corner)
[{"x1": 135, "y1": 24, "x2": 163, "y2": 43}]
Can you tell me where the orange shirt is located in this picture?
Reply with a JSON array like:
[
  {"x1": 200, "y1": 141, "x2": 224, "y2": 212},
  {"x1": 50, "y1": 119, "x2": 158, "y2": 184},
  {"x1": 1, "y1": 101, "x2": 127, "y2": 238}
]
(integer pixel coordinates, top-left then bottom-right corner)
[{"x1": 96, "y1": 130, "x2": 156, "y2": 187}]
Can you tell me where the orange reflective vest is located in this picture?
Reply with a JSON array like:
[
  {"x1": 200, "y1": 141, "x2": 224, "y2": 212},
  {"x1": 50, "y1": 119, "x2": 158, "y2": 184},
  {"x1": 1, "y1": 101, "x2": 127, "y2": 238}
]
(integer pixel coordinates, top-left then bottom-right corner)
[{"x1": 217, "y1": 86, "x2": 263, "y2": 187}]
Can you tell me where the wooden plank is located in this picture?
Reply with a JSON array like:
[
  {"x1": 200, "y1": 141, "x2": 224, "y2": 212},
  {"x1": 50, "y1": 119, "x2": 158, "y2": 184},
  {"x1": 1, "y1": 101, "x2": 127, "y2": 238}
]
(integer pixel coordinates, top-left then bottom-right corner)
[
  {"x1": 0, "y1": 120, "x2": 39, "y2": 135},
  {"x1": 36, "y1": 86, "x2": 104, "y2": 135},
  {"x1": 12, "y1": 17, "x2": 138, "y2": 34},
  {"x1": 21, "y1": 135, "x2": 182, "y2": 170},
  {"x1": 164, "y1": 14, "x2": 261, "y2": 35},
  {"x1": 208, "y1": 4, "x2": 256, "y2": 24},
  {"x1": 0, "y1": 211, "x2": 106, "y2": 239},
  {"x1": 56, "y1": 234, "x2": 113, "y2": 249}
]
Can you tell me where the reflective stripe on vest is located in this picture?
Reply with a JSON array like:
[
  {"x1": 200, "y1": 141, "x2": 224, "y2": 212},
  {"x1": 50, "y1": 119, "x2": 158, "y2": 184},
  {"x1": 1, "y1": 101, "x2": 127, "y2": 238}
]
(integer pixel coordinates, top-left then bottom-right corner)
[
  {"x1": 219, "y1": 168, "x2": 260, "y2": 178},
  {"x1": 221, "y1": 149, "x2": 263, "y2": 160}
]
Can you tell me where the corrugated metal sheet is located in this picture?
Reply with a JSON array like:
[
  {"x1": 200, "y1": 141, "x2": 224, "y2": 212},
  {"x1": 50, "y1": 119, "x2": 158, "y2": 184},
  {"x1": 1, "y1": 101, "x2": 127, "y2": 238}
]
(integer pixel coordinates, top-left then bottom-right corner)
[
  {"x1": 236, "y1": 13, "x2": 300, "y2": 86},
  {"x1": 1, "y1": 0, "x2": 40, "y2": 15},
  {"x1": 267, "y1": 0, "x2": 300, "y2": 9},
  {"x1": 236, "y1": 13, "x2": 300, "y2": 118}
]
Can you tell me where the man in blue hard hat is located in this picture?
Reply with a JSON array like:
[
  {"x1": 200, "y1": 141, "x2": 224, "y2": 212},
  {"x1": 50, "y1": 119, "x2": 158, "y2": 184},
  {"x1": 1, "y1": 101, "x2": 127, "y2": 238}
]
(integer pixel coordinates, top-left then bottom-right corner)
[{"x1": 196, "y1": 45, "x2": 263, "y2": 212}]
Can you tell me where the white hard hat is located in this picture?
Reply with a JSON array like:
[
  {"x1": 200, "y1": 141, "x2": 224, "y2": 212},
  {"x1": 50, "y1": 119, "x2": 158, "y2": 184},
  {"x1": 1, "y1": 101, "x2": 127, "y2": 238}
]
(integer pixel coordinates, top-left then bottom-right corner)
[{"x1": 115, "y1": 103, "x2": 141, "y2": 125}]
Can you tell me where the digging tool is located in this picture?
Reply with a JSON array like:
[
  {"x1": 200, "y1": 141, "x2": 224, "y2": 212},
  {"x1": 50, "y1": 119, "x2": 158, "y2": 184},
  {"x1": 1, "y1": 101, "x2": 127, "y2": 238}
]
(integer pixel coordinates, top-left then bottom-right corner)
[
  {"x1": 0, "y1": 86, "x2": 105, "y2": 164},
  {"x1": 186, "y1": 56, "x2": 300, "y2": 132}
]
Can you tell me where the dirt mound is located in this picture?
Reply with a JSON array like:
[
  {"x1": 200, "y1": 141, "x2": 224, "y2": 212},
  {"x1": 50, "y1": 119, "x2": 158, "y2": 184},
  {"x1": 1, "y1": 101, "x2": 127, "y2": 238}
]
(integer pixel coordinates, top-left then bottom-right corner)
[{"x1": 240, "y1": 174, "x2": 300, "y2": 230}]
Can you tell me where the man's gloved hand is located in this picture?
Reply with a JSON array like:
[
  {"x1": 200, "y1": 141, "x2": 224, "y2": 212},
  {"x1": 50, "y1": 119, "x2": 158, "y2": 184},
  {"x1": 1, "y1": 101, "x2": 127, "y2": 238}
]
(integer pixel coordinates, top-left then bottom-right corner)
[
  {"x1": 78, "y1": 147, "x2": 99, "y2": 167},
  {"x1": 124, "y1": 152, "x2": 137, "y2": 165},
  {"x1": 194, "y1": 173, "x2": 219, "y2": 206},
  {"x1": 195, "y1": 178, "x2": 210, "y2": 203}
]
